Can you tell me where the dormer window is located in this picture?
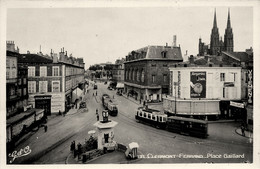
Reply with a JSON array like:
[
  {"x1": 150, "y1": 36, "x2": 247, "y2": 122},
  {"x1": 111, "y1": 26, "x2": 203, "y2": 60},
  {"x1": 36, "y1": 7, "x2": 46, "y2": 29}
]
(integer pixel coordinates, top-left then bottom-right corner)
[{"x1": 161, "y1": 51, "x2": 167, "y2": 58}]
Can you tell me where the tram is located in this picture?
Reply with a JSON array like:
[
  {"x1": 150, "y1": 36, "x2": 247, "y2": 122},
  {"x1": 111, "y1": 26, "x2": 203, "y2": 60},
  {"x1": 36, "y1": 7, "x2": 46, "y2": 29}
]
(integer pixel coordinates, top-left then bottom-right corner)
[
  {"x1": 166, "y1": 116, "x2": 208, "y2": 138},
  {"x1": 135, "y1": 107, "x2": 167, "y2": 129}
]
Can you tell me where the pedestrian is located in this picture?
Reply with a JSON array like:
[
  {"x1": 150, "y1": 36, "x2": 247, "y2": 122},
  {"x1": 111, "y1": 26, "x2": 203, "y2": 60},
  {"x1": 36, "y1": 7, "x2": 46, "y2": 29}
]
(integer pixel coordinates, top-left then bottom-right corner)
[
  {"x1": 113, "y1": 95, "x2": 114, "y2": 99},
  {"x1": 96, "y1": 108, "x2": 98, "y2": 115},
  {"x1": 70, "y1": 141, "x2": 74, "y2": 151},
  {"x1": 93, "y1": 93, "x2": 94, "y2": 96},
  {"x1": 59, "y1": 110, "x2": 61, "y2": 116},
  {"x1": 97, "y1": 114, "x2": 99, "y2": 121},
  {"x1": 44, "y1": 125, "x2": 48, "y2": 132},
  {"x1": 241, "y1": 124, "x2": 245, "y2": 136},
  {"x1": 96, "y1": 91, "x2": 97, "y2": 96},
  {"x1": 63, "y1": 112, "x2": 65, "y2": 117}
]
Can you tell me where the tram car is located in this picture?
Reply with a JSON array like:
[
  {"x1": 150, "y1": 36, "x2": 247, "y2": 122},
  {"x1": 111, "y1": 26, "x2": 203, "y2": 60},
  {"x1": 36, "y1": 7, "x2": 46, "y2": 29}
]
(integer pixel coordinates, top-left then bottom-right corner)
[
  {"x1": 102, "y1": 94, "x2": 118, "y2": 116},
  {"x1": 135, "y1": 107, "x2": 167, "y2": 129},
  {"x1": 166, "y1": 116, "x2": 208, "y2": 138}
]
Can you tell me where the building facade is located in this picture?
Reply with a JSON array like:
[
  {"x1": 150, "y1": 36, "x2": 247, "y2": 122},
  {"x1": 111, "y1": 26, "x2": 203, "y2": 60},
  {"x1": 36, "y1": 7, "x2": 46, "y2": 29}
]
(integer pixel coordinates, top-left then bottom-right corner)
[
  {"x1": 124, "y1": 44, "x2": 183, "y2": 102},
  {"x1": 18, "y1": 48, "x2": 85, "y2": 116},
  {"x1": 111, "y1": 58, "x2": 125, "y2": 83}
]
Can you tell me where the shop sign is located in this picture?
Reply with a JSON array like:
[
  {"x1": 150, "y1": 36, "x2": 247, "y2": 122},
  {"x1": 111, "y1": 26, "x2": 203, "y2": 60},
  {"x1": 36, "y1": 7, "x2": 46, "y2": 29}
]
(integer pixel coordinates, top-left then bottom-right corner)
[
  {"x1": 247, "y1": 69, "x2": 253, "y2": 104},
  {"x1": 34, "y1": 96, "x2": 51, "y2": 100},
  {"x1": 224, "y1": 82, "x2": 234, "y2": 87},
  {"x1": 230, "y1": 101, "x2": 244, "y2": 108},
  {"x1": 190, "y1": 72, "x2": 206, "y2": 98}
]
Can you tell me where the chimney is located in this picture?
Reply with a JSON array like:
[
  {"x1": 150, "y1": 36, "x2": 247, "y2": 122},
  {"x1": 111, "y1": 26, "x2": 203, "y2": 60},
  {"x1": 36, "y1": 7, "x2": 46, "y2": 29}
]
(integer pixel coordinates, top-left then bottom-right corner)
[
  {"x1": 27, "y1": 50, "x2": 30, "y2": 54},
  {"x1": 53, "y1": 53, "x2": 58, "y2": 63},
  {"x1": 6, "y1": 41, "x2": 15, "y2": 52},
  {"x1": 189, "y1": 55, "x2": 194, "y2": 64},
  {"x1": 166, "y1": 43, "x2": 168, "y2": 47},
  {"x1": 173, "y1": 35, "x2": 177, "y2": 47}
]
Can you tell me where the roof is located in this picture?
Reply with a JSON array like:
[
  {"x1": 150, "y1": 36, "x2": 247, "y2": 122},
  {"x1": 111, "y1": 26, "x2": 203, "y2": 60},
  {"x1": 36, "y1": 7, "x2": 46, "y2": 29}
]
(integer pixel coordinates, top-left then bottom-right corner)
[
  {"x1": 126, "y1": 45, "x2": 183, "y2": 62},
  {"x1": 222, "y1": 51, "x2": 253, "y2": 62},
  {"x1": 6, "y1": 50, "x2": 20, "y2": 57},
  {"x1": 17, "y1": 53, "x2": 53, "y2": 63}
]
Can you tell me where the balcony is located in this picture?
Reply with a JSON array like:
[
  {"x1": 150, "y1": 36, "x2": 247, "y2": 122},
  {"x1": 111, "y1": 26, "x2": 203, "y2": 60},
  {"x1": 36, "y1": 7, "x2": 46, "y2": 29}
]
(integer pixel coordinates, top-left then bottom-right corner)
[{"x1": 6, "y1": 78, "x2": 18, "y2": 83}]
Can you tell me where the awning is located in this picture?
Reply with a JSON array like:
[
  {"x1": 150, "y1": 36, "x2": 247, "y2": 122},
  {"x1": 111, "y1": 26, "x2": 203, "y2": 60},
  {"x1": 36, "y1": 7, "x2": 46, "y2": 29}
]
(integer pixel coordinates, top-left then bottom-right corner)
[
  {"x1": 72, "y1": 87, "x2": 83, "y2": 103},
  {"x1": 116, "y1": 83, "x2": 124, "y2": 88}
]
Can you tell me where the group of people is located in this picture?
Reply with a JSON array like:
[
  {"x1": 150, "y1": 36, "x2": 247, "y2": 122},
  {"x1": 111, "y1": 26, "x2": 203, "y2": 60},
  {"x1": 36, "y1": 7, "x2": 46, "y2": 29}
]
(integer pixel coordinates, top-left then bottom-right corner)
[{"x1": 70, "y1": 140, "x2": 83, "y2": 160}]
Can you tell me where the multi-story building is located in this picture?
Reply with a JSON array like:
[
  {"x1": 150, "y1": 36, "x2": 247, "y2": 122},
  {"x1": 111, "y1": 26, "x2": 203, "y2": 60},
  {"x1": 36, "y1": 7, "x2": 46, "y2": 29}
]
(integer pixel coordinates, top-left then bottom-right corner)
[
  {"x1": 164, "y1": 53, "x2": 252, "y2": 122},
  {"x1": 18, "y1": 48, "x2": 85, "y2": 116},
  {"x1": 124, "y1": 42, "x2": 183, "y2": 102},
  {"x1": 112, "y1": 58, "x2": 125, "y2": 83},
  {"x1": 6, "y1": 49, "x2": 19, "y2": 117}
]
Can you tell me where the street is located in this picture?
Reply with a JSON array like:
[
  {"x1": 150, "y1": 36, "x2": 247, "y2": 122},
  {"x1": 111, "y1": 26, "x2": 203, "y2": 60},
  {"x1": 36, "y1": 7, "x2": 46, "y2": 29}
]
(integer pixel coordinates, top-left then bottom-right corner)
[{"x1": 11, "y1": 81, "x2": 253, "y2": 164}]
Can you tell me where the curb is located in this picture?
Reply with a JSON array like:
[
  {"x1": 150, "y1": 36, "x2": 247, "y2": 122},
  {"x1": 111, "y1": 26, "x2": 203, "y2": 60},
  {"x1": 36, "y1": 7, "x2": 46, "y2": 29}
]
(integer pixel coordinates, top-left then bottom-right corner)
[{"x1": 235, "y1": 128, "x2": 253, "y2": 139}]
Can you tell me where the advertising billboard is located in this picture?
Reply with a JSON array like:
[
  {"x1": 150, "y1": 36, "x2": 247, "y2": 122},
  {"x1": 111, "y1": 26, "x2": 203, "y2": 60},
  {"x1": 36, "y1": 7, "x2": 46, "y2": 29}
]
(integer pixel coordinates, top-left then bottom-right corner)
[{"x1": 190, "y1": 71, "x2": 206, "y2": 98}]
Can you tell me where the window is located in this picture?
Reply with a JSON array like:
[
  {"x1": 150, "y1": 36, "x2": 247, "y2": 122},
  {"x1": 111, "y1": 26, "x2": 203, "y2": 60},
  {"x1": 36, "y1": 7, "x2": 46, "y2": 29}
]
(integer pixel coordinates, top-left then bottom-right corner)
[
  {"x1": 40, "y1": 66, "x2": 47, "y2": 77},
  {"x1": 144, "y1": 113, "x2": 146, "y2": 118},
  {"x1": 23, "y1": 88, "x2": 27, "y2": 95},
  {"x1": 53, "y1": 66, "x2": 59, "y2": 76},
  {"x1": 151, "y1": 64, "x2": 156, "y2": 67},
  {"x1": 6, "y1": 71, "x2": 9, "y2": 79},
  {"x1": 23, "y1": 78, "x2": 27, "y2": 84},
  {"x1": 148, "y1": 113, "x2": 151, "y2": 119},
  {"x1": 28, "y1": 81, "x2": 36, "y2": 93},
  {"x1": 152, "y1": 75, "x2": 156, "y2": 83},
  {"x1": 39, "y1": 81, "x2": 48, "y2": 93},
  {"x1": 6, "y1": 59, "x2": 10, "y2": 68},
  {"x1": 18, "y1": 79, "x2": 22, "y2": 85},
  {"x1": 220, "y1": 73, "x2": 225, "y2": 81},
  {"x1": 141, "y1": 70, "x2": 145, "y2": 82},
  {"x1": 137, "y1": 70, "x2": 140, "y2": 82},
  {"x1": 28, "y1": 66, "x2": 35, "y2": 77},
  {"x1": 161, "y1": 51, "x2": 167, "y2": 58},
  {"x1": 163, "y1": 74, "x2": 167, "y2": 82},
  {"x1": 152, "y1": 115, "x2": 155, "y2": 120},
  {"x1": 52, "y1": 81, "x2": 60, "y2": 92}
]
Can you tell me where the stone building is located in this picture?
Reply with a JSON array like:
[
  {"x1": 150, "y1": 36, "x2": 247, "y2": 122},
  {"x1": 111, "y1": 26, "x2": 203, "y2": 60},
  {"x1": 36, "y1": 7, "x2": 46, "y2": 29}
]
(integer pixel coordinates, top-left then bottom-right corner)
[
  {"x1": 18, "y1": 48, "x2": 85, "y2": 116},
  {"x1": 124, "y1": 42, "x2": 183, "y2": 103}
]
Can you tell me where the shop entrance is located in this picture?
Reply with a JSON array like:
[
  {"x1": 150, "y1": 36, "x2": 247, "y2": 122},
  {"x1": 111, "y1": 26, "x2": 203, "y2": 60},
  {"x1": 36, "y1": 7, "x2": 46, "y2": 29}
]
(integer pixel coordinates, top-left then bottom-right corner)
[{"x1": 35, "y1": 95, "x2": 51, "y2": 116}]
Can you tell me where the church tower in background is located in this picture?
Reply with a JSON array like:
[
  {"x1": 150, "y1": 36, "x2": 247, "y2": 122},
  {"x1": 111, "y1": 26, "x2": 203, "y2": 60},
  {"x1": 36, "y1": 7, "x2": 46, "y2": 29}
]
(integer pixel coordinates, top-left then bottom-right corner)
[
  {"x1": 210, "y1": 9, "x2": 220, "y2": 55},
  {"x1": 224, "y1": 9, "x2": 234, "y2": 52}
]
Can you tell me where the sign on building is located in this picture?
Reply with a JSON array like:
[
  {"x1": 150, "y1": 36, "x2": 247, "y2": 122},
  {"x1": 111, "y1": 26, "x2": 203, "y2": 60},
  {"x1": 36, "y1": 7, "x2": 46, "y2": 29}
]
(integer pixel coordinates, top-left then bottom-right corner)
[{"x1": 190, "y1": 72, "x2": 206, "y2": 98}]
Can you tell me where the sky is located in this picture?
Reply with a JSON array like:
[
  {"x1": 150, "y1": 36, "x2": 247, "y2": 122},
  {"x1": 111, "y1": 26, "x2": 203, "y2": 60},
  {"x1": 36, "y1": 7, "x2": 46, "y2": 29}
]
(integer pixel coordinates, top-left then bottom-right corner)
[{"x1": 6, "y1": 6, "x2": 253, "y2": 69}]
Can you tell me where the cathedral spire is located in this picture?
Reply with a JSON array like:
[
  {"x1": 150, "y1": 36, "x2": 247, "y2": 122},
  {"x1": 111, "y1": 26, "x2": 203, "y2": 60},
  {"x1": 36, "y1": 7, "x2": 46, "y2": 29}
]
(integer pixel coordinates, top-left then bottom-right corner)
[
  {"x1": 213, "y1": 8, "x2": 217, "y2": 28},
  {"x1": 227, "y1": 8, "x2": 231, "y2": 28}
]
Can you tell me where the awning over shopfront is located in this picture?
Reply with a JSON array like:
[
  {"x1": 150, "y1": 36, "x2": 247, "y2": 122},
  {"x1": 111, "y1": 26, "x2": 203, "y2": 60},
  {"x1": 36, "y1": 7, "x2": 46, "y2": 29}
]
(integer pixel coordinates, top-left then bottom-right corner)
[
  {"x1": 116, "y1": 83, "x2": 124, "y2": 89},
  {"x1": 72, "y1": 87, "x2": 83, "y2": 103}
]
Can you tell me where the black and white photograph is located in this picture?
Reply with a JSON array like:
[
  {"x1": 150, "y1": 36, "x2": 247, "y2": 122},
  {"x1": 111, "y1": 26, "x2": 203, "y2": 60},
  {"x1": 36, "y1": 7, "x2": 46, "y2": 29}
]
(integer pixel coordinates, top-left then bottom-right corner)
[{"x1": 0, "y1": 0, "x2": 259, "y2": 168}]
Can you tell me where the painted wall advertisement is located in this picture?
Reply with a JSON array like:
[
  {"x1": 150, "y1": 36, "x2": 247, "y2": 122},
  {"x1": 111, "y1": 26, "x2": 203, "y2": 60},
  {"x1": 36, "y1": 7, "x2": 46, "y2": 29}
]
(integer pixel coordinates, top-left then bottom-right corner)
[{"x1": 190, "y1": 71, "x2": 206, "y2": 98}]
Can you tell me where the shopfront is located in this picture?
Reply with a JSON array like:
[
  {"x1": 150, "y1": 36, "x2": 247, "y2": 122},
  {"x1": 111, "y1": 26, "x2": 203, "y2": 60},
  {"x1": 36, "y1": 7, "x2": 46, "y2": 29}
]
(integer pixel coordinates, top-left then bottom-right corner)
[{"x1": 34, "y1": 95, "x2": 51, "y2": 117}]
